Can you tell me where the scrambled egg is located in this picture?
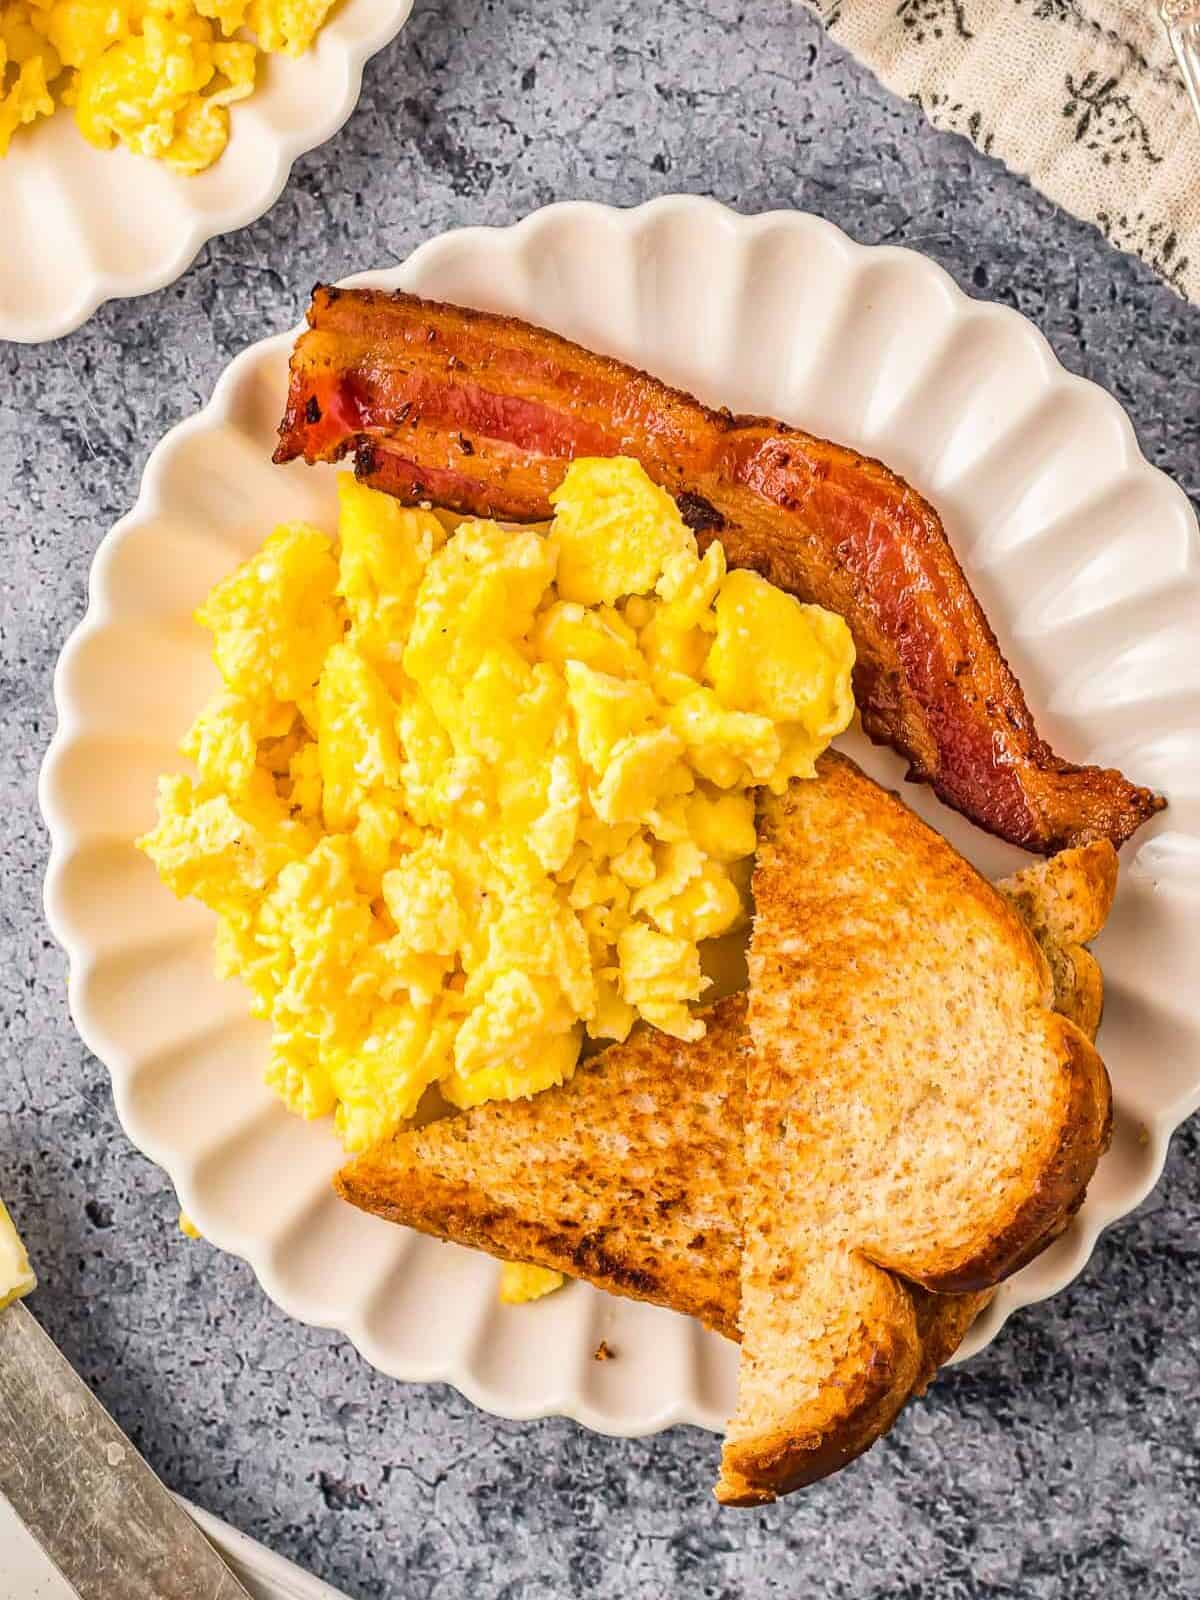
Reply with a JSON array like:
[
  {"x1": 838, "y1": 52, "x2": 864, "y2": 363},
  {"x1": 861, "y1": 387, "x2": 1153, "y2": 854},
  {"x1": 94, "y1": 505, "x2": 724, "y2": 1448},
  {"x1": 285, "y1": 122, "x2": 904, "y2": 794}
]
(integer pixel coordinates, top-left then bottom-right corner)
[
  {"x1": 0, "y1": 0, "x2": 332, "y2": 169},
  {"x1": 498, "y1": 1262, "x2": 564, "y2": 1304},
  {"x1": 141, "y1": 458, "x2": 855, "y2": 1152}
]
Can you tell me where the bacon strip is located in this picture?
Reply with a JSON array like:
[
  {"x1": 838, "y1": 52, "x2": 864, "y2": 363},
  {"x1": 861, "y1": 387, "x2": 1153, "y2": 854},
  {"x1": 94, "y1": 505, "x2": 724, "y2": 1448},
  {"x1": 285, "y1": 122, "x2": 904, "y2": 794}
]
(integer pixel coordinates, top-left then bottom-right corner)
[{"x1": 275, "y1": 286, "x2": 1164, "y2": 854}]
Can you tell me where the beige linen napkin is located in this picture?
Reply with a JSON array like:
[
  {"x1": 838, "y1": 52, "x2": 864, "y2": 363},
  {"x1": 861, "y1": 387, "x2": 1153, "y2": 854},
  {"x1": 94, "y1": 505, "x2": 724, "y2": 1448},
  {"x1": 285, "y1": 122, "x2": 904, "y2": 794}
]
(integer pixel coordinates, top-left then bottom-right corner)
[{"x1": 803, "y1": 1, "x2": 1200, "y2": 300}]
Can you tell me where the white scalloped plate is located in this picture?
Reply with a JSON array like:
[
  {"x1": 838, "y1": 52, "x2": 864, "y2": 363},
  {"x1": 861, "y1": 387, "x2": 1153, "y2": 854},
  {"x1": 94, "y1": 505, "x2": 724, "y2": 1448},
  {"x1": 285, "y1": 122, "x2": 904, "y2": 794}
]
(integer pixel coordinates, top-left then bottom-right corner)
[
  {"x1": 0, "y1": 0, "x2": 412, "y2": 345},
  {"x1": 39, "y1": 198, "x2": 1200, "y2": 1438}
]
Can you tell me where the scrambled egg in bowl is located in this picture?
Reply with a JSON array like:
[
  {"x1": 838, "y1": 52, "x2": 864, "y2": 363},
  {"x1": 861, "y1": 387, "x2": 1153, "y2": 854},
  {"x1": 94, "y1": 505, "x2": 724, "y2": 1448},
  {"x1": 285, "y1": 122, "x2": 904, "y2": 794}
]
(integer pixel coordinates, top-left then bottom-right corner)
[
  {"x1": 141, "y1": 458, "x2": 855, "y2": 1151},
  {"x1": 0, "y1": 0, "x2": 333, "y2": 170}
]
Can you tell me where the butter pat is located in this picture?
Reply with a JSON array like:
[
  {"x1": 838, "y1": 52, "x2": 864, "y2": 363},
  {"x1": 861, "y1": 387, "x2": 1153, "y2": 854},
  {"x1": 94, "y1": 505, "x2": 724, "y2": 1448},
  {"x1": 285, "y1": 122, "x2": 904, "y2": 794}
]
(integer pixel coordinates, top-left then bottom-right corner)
[{"x1": 0, "y1": 1199, "x2": 36, "y2": 1310}]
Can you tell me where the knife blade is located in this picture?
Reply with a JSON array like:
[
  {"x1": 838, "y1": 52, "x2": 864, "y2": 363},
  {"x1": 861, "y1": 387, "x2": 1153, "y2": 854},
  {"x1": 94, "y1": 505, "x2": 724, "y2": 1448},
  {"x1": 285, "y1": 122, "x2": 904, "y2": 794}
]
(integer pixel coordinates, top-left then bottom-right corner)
[{"x1": 0, "y1": 1301, "x2": 253, "y2": 1600}]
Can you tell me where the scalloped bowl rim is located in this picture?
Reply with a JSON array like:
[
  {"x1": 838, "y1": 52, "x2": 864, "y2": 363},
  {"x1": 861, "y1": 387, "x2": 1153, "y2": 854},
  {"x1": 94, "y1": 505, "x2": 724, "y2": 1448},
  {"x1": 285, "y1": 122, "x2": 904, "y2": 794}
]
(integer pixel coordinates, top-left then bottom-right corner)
[{"x1": 0, "y1": 0, "x2": 413, "y2": 345}]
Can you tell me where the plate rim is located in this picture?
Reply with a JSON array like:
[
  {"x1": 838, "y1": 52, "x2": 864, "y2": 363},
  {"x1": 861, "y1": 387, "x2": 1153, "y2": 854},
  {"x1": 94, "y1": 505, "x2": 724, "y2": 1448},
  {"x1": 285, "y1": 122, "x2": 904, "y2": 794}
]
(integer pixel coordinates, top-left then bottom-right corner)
[
  {"x1": 0, "y1": 0, "x2": 414, "y2": 345},
  {"x1": 38, "y1": 195, "x2": 1200, "y2": 1434}
]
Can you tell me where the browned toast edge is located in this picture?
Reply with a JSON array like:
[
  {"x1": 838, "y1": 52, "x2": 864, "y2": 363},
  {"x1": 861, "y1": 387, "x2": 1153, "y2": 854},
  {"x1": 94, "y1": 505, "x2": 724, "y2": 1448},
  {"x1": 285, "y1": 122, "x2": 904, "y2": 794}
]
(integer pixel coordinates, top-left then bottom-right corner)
[{"x1": 715, "y1": 755, "x2": 1114, "y2": 1503}]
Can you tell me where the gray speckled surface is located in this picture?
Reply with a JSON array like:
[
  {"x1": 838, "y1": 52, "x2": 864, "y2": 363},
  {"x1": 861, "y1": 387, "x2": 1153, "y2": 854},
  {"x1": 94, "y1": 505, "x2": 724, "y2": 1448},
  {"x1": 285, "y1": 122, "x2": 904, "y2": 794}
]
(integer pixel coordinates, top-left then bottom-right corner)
[{"x1": 3, "y1": 1, "x2": 1200, "y2": 1595}]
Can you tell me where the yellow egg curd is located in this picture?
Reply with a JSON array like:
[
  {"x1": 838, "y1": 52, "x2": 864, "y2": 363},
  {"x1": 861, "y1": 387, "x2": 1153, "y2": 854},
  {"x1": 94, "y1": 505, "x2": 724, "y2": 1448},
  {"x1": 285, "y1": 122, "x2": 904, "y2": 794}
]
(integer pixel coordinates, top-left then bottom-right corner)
[
  {"x1": 498, "y1": 1261, "x2": 564, "y2": 1304},
  {"x1": 140, "y1": 457, "x2": 855, "y2": 1151},
  {"x1": 0, "y1": 0, "x2": 334, "y2": 170}
]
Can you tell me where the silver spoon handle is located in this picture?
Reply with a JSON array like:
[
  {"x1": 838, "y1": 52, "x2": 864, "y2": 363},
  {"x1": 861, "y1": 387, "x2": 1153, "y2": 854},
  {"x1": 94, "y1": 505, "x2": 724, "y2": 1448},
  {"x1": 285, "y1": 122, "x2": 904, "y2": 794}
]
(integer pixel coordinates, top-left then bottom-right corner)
[{"x1": 1162, "y1": 1, "x2": 1200, "y2": 129}]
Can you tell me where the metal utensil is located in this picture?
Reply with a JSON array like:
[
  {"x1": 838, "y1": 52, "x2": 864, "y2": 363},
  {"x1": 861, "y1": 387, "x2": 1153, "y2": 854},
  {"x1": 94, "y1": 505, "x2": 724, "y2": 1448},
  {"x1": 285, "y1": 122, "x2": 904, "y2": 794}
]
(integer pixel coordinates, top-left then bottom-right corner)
[
  {"x1": 0, "y1": 1300, "x2": 253, "y2": 1600},
  {"x1": 1161, "y1": 1, "x2": 1200, "y2": 128}
]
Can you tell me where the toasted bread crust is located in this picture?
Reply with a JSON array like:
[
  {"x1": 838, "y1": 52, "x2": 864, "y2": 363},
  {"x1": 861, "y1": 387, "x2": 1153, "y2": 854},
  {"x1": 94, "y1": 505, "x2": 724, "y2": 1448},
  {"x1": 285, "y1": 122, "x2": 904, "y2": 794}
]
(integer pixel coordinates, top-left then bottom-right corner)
[
  {"x1": 720, "y1": 753, "x2": 1115, "y2": 1503},
  {"x1": 717, "y1": 1284, "x2": 921, "y2": 1506},
  {"x1": 336, "y1": 759, "x2": 1115, "y2": 1504},
  {"x1": 335, "y1": 1165, "x2": 741, "y2": 1339},
  {"x1": 338, "y1": 995, "x2": 749, "y2": 1340},
  {"x1": 998, "y1": 838, "x2": 1119, "y2": 945},
  {"x1": 340, "y1": 1003, "x2": 993, "y2": 1380},
  {"x1": 911, "y1": 1288, "x2": 994, "y2": 1391},
  {"x1": 915, "y1": 1016, "x2": 1112, "y2": 1293},
  {"x1": 997, "y1": 840, "x2": 1118, "y2": 1038}
]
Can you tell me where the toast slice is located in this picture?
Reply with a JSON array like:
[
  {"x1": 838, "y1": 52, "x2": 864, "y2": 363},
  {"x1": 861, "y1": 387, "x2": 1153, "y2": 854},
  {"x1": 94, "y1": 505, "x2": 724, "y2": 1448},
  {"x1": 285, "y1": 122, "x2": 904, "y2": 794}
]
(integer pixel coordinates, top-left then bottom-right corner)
[
  {"x1": 339, "y1": 986, "x2": 994, "y2": 1376},
  {"x1": 337, "y1": 758, "x2": 1116, "y2": 1497},
  {"x1": 718, "y1": 755, "x2": 1113, "y2": 1503},
  {"x1": 342, "y1": 995, "x2": 750, "y2": 1340},
  {"x1": 995, "y1": 844, "x2": 1116, "y2": 1039}
]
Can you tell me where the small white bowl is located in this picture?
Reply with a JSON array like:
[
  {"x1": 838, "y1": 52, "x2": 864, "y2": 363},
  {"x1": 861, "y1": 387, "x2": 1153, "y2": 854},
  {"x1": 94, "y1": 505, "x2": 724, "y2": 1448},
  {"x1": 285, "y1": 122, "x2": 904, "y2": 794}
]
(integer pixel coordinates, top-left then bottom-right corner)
[
  {"x1": 39, "y1": 198, "x2": 1200, "y2": 1437},
  {"x1": 0, "y1": 0, "x2": 413, "y2": 344}
]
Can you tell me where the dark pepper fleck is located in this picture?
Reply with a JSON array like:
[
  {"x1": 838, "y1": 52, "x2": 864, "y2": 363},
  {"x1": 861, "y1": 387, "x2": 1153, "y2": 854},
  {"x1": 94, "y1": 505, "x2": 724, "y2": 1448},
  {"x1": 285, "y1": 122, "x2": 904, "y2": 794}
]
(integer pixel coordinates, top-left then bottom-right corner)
[
  {"x1": 304, "y1": 395, "x2": 321, "y2": 425},
  {"x1": 675, "y1": 490, "x2": 726, "y2": 535}
]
